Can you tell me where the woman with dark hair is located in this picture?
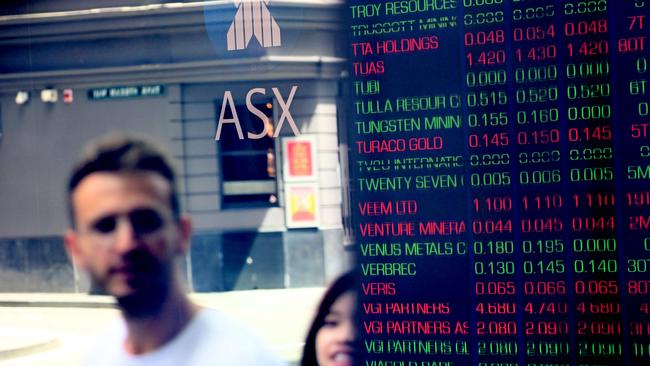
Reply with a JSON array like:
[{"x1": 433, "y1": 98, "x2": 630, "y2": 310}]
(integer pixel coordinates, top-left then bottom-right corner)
[{"x1": 301, "y1": 272, "x2": 357, "y2": 366}]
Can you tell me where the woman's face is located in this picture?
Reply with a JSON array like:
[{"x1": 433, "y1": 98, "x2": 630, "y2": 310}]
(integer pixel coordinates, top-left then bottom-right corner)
[{"x1": 315, "y1": 291, "x2": 356, "y2": 366}]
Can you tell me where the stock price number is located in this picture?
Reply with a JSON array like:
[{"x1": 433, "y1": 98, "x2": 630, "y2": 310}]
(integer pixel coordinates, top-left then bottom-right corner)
[
  {"x1": 477, "y1": 340, "x2": 518, "y2": 356},
  {"x1": 569, "y1": 166, "x2": 613, "y2": 182},
  {"x1": 524, "y1": 281, "x2": 567, "y2": 295},
  {"x1": 572, "y1": 192, "x2": 615, "y2": 208},
  {"x1": 577, "y1": 341, "x2": 622, "y2": 357},
  {"x1": 515, "y1": 45, "x2": 558, "y2": 63},
  {"x1": 522, "y1": 239, "x2": 564, "y2": 254},
  {"x1": 520, "y1": 169, "x2": 561, "y2": 185},
  {"x1": 563, "y1": 0, "x2": 607, "y2": 15},
  {"x1": 471, "y1": 171, "x2": 511, "y2": 187},
  {"x1": 470, "y1": 153, "x2": 510, "y2": 167},
  {"x1": 573, "y1": 258, "x2": 618, "y2": 273},
  {"x1": 473, "y1": 219, "x2": 513, "y2": 234},
  {"x1": 577, "y1": 301, "x2": 620, "y2": 314},
  {"x1": 515, "y1": 65, "x2": 557, "y2": 84},
  {"x1": 467, "y1": 50, "x2": 507, "y2": 67},
  {"x1": 476, "y1": 281, "x2": 516, "y2": 295},
  {"x1": 474, "y1": 240, "x2": 514, "y2": 255},
  {"x1": 566, "y1": 60, "x2": 609, "y2": 78},
  {"x1": 525, "y1": 341, "x2": 570, "y2": 357},
  {"x1": 473, "y1": 196, "x2": 512, "y2": 213},
  {"x1": 467, "y1": 90, "x2": 508, "y2": 107},
  {"x1": 571, "y1": 216, "x2": 615, "y2": 231},
  {"x1": 521, "y1": 217, "x2": 563, "y2": 233},
  {"x1": 577, "y1": 320, "x2": 622, "y2": 335},
  {"x1": 569, "y1": 147, "x2": 612, "y2": 161},
  {"x1": 518, "y1": 150, "x2": 561, "y2": 164},
  {"x1": 524, "y1": 302, "x2": 568, "y2": 315},
  {"x1": 513, "y1": 24, "x2": 555, "y2": 42},
  {"x1": 463, "y1": 11, "x2": 504, "y2": 26},
  {"x1": 466, "y1": 70, "x2": 507, "y2": 88},
  {"x1": 575, "y1": 280, "x2": 619, "y2": 295},
  {"x1": 516, "y1": 86, "x2": 558, "y2": 104},
  {"x1": 567, "y1": 104, "x2": 611, "y2": 121},
  {"x1": 566, "y1": 40, "x2": 609, "y2": 57},
  {"x1": 523, "y1": 259, "x2": 565, "y2": 275},
  {"x1": 477, "y1": 321, "x2": 518, "y2": 336},
  {"x1": 475, "y1": 260, "x2": 515, "y2": 276},
  {"x1": 572, "y1": 238, "x2": 617, "y2": 252},
  {"x1": 469, "y1": 132, "x2": 509, "y2": 148},
  {"x1": 564, "y1": 19, "x2": 608, "y2": 36},
  {"x1": 525, "y1": 321, "x2": 569, "y2": 336},
  {"x1": 521, "y1": 194, "x2": 563, "y2": 211},
  {"x1": 516, "y1": 108, "x2": 559, "y2": 124},
  {"x1": 468, "y1": 111, "x2": 508, "y2": 127},
  {"x1": 568, "y1": 125, "x2": 612, "y2": 141},
  {"x1": 464, "y1": 30, "x2": 505, "y2": 47},
  {"x1": 566, "y1": 82, "x2": 611, "y2": 99},
  {"x1": 476, "y1": 302, "x2": 516, "y2": 315},
  {"x1": 517, "y1": 129, "x2": 560, "y2": 145},
  {"x1": 564, "y1": 19, "x2": 607, "y2": 37},
  {"x1": 512, "y1": 5, "x2": 554, "y2": 21}
]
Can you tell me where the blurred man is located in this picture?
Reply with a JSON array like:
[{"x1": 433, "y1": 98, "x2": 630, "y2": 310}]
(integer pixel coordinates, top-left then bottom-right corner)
[{"x1": 64, "y1": 134, "x2": 286, "y2": 366}]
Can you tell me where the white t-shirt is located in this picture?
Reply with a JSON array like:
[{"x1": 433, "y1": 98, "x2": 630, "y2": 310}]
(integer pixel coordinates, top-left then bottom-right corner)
[{"x1": 84, "y1": 309, "x2": 287, "y2": 366}]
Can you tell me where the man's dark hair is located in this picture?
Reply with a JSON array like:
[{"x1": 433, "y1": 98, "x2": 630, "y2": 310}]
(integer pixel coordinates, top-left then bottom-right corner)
[{"x1": 67, "y1": 134, "x2": 180, "y2": 225}]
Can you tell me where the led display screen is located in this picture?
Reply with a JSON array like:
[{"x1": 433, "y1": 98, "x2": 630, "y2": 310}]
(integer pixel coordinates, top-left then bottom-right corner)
[{"x1": 346, "y1": 1, "x2": 650, "y2": 365}]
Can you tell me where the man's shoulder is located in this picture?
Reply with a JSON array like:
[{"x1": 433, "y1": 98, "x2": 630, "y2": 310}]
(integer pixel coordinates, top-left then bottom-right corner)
[
  {"x1": 183, "y1": 308, "x2": 288, "y2": 366},
  {"x1": 82, "y1": 321, "x2": 127, "y2": 365},
  {"x1": 191, "y1": 308, "x2": 256, "y2": 341},
  {"x1": 83, "y1": 310, "x2": 287, "y2": 366}
]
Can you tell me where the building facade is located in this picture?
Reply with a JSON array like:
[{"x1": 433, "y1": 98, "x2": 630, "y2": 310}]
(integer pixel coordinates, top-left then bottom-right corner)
[{"x1": 0, "y1": 0, "x2": 351, "y2": 292}]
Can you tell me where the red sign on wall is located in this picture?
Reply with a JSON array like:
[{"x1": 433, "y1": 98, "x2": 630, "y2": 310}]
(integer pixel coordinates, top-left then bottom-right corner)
[{"x1": 283, "y1": 136, "x2": 317, "y2": 181}]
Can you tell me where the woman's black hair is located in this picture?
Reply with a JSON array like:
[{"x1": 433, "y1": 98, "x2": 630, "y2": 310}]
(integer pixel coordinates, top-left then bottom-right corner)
[{"x1": 301, "y1": 271, "x2": 356, "y2": 366}]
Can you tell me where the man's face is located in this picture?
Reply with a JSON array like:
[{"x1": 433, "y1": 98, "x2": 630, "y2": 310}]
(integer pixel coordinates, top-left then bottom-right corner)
[{"x1": 65, "y1": 172, "x2": 190, "y2": 314}]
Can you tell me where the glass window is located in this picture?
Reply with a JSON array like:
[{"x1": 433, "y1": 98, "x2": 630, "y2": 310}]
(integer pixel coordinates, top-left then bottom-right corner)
[{"x1": 217, "y1": 100, "x2": 278, "y2": 208}]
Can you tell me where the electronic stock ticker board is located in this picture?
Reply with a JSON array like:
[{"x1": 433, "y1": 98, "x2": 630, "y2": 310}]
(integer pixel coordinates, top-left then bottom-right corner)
[{"x1": 346, "y1": 1, "x2": 650, "y2": 365}]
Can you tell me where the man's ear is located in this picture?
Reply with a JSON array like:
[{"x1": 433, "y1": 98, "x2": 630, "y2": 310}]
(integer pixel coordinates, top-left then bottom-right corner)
[
  {"x1": 64, "y1": 229, "x2": 87, "y2": 269},
  {"x1": 176, "y1": 214, "x2": 193, "y2": 256}
]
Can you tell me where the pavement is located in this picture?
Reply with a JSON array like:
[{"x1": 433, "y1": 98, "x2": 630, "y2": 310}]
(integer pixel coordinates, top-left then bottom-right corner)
[
  {"x1": 0, "y1": 294, "x2": 113, "y2": 362},
  {"x1": 0, "y1": 288, "x2": 325, "y2": 365}
]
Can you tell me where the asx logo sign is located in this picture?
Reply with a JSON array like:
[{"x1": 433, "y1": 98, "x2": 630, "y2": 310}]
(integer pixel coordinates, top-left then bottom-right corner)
[
  {"x1": 215, "y1": 86, "x2": 300, "y2": 140},
  {"x1": 227, "y1": 0, "x2": 282, "y2": 51}
]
